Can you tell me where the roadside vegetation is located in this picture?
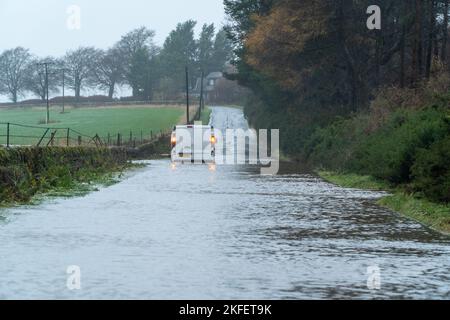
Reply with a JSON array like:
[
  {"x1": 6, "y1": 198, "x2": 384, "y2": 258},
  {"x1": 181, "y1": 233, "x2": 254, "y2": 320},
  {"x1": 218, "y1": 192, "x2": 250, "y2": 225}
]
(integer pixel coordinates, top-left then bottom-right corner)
[
  {"x1": 0, "y1": 147, "x2": 128, "y2": 206},
  {"x1": 319, "y1": 171, "x2": 450, "y2": 235},
  {"x1": 298, "y1": 88, "x2": 450, "y2": 234},
  {"x1": 319, "y1": 172, "x2": 389, "y2": 191},
  {"x1": 309, "y1": 98, "x2": 450, "y2": 199},
  {"x1": 225, "y1": 0, "x2": 450, "y2": 233},
  {"x1": 200, "y1": 106, "x2": 212, "y2": 125}
]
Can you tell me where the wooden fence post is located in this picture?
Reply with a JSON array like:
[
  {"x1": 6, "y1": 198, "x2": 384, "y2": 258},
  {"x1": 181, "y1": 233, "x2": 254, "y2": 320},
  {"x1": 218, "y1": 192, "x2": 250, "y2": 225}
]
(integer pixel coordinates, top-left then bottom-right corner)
[
  {"x1": 37, "y1": 128, "x2": 50, "y2": 147},
  {"x1": 6, "y1": 123, "x2": 10, "y2": 148},
  {"x1": 47, "y1": 131, "x2": 56, "y2": 147}
]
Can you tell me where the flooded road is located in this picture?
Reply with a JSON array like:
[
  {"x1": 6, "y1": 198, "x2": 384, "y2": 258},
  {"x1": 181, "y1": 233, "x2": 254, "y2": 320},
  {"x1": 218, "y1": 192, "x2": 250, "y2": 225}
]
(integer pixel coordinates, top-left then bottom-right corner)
[{"x1": 0, "y1": 107, "x2": 449, "y2": 299}]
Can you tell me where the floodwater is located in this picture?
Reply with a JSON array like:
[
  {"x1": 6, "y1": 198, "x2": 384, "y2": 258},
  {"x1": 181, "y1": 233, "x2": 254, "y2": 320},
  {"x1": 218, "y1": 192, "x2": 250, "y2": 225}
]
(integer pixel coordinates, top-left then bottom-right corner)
[{"x1": 0, "y1": 107, "x2": 449, "y2": 300}]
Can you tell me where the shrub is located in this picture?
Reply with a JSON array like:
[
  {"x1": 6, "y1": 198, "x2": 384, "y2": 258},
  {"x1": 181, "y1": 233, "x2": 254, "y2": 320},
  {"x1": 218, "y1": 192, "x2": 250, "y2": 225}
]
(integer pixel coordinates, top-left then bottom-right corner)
[
  {"x1": 352, "y1": 108, "x2": 450, "y2": 184},
  {"x1": 305, "y1": 113, "x2": 369, "y2": 170},
  {"x1": 368, "y1": 67, "x2": 450, "y2": 132},
  {"x1": 306, "y1": 104, "x2": 450, "y2": 203},
  {"x1": 0, "y1": 147, "x2": 128, "y2": 204},
  {"x1": 411, "y1": 136, "x2": 450, "y2": 203}
]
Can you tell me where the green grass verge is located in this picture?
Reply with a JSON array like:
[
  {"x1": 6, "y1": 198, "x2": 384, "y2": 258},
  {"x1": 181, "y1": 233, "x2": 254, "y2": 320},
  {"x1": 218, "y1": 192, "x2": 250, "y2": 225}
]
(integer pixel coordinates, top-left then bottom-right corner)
[
  {"x1": 199, "y1": 106, "x2": 212, "y2": 125},
  {"x1": 0, "y1": 147, "x2": 129, "y2": 206},
  {"x1": 318, "y1": 171, "x2": 450, "y2": 235},
  {"x1": 378, "y1": 194, "x2": 450, "y2": 235},
  {"x1": 0, "y1": 105, "x2": 184, "y2": 145},
  {"x1": 319, "y1": 171, "x2": 390, "y2": 191},
  {"x1": 28, "y1": 166, "x2": 128, "y2": 205}
]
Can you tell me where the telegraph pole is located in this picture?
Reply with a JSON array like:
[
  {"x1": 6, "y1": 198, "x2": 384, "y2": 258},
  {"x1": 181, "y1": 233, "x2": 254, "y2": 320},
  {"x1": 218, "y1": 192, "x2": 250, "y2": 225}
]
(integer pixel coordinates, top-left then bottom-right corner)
[
  {"x1": 185, "y1": 66, "x2": 190, "y2": 124},
  {"x1": 62, "y1": 69, "x2": 66, "y2": 114},
  {"x1": 199, "y1": 71, "x2": 205, "y2": 115},
  {"x1": 61, "y1": 68, "x2": 70, "y2": 114},
  {"x1": 45, "y1": 63, "x2": 49, "y2": 123},
  {"x1": 37, "y1": 62, "x2": 53, "y2": 124},
  {"x1": 147, "y1": 70, "x2": 151, "y2": 102}
]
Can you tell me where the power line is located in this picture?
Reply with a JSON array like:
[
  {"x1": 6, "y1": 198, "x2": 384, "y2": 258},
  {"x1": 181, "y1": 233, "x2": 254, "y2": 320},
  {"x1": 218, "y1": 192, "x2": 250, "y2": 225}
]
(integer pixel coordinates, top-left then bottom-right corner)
[{"x1": 36, "y1": 62, "x2": 54, "y2": 124}]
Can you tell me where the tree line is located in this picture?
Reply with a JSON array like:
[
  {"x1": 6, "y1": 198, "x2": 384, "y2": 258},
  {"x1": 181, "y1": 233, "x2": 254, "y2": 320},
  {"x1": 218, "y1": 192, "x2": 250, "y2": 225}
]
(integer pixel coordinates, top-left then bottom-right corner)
[
  {"x1": 224, "y1": 0, "x2": 450, "y2": 152},
  {"x1": 0, "y1": 21, "x2": 232, "y2": 103}
]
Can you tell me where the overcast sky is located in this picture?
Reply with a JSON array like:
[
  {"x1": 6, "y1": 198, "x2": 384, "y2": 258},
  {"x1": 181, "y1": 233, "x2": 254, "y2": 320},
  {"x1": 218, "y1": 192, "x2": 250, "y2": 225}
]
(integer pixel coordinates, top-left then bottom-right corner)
[{"x1": 0, "y1": 0, "x2": 226, "y2": 57}]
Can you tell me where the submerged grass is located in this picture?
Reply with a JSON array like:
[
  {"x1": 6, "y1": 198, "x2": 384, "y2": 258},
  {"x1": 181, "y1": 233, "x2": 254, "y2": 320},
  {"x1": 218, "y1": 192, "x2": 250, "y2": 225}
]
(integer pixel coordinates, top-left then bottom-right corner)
[
  {"x1": 378, "y1": 195, "x2": 450, "y2": 235},
  {"x1": 27, "y1": 171, "x2": 120, "y2": 205},
  {"x1": 319, "y1": 171, "x2": 390, "y2": 191},
  {"x1": 318, "y1": 171, "x2": 450, "y2": 235},
  {"x1": 26, "y1": 162, "x2": 146, "y2": 207}
]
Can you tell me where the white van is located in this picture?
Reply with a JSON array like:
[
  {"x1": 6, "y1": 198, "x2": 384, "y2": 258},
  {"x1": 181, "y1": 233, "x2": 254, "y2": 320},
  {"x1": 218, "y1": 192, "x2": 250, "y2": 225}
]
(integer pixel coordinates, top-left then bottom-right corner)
[{"x1": 171, "y1": 125, "x2": 216, "y2": 164}]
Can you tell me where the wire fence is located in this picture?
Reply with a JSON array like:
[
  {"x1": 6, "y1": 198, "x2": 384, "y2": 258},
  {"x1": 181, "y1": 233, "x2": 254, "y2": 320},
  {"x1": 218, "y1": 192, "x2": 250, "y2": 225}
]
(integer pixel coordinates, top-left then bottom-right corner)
[
  {"x1": 0, "y1": 101, "x2": 204, "y2": 148},
  {"x1": 0, "y1": 122, "x2": 170, "y2": 149},
  {"x1": 0, "y1": 99, "x2": 201, "y2": 109}
]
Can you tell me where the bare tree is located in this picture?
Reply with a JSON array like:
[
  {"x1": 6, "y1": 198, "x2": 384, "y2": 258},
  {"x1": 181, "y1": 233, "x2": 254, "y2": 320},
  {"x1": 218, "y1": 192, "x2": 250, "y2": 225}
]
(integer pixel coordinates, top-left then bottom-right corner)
[
  {"x1": 63, "y1": 47, "x2": 98, "y2": 101},
  {"x1": 91, "y1": 47, "x2": 124, "y2": 99},
  {"x1": 24, "y1": 57, "x2": 59, "y2": 101},
  {"x1": 0, "y1": 47, "x2": 32, "y2": 103}
]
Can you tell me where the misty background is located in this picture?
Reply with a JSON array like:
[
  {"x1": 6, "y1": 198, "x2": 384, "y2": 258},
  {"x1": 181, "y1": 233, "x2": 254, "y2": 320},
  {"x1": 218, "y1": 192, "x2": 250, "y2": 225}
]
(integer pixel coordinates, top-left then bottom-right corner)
[{"x1": 0, "y1": 0, "x2": 226, "y2": 102}]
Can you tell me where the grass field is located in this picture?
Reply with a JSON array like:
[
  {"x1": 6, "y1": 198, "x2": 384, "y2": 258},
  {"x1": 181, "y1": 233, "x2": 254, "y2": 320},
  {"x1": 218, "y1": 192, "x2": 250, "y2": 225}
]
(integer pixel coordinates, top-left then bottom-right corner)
[{"x1": 0, "y1": 105, "x2": 185, "y2": 146}]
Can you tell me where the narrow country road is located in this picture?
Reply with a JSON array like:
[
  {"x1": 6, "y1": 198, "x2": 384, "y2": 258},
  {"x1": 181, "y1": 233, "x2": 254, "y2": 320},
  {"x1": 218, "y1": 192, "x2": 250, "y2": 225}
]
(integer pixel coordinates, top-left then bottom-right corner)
[{"x1": 0, "y1": 107, "x2": 449, "y2": 299}]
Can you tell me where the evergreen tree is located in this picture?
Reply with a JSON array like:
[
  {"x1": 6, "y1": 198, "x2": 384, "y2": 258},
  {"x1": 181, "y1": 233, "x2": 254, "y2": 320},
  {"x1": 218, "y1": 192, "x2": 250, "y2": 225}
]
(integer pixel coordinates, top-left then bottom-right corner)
[
  {"x1": 160, "y1": 20, "x2": 198, "y2": 89},
  {"x1": 197, "y1": 23, "x2": 216, "y2": 74}
]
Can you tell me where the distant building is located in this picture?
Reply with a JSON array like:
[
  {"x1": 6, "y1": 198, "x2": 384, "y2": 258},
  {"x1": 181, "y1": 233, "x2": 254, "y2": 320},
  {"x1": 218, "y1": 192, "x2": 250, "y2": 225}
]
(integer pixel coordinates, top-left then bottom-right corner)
[
  {"x1": 193, "y1": 72, "x2": 224, "y2": 100},
  {"x1": 205, "y1": 72, "x2": 223, "y2": 89},
  {"x1": 192, "y1": 68, "x2": 248, "y2": 104}
]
